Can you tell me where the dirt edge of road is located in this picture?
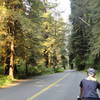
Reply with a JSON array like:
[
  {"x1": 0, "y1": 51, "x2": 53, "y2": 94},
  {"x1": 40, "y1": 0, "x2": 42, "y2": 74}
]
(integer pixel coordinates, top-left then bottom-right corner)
[{"x1": 0, "y1": 79, "x2": 32, "y2": 88}]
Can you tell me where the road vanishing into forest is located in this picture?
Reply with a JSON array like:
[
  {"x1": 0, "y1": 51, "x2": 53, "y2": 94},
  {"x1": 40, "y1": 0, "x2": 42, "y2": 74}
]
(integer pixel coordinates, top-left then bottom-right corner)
[{"x1": 0, "y1": 70, "x2": 86, "y2": 100}]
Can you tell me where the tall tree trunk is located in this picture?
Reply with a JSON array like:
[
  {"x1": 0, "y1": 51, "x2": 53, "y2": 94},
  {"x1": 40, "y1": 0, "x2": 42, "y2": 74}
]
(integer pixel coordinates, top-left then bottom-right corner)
[
  {"x1": 25, "y1": 62, "x2": 28, "y2": 75},
  {"x1": 44, "y1": 50, "x2": 49, "y2": 67},
  {"x1": 9, "y1": 40, "x2": 14, "y2": 80},
  {"x1": 2, "y1": 56, "x2": 7, "y2": 75},
  {"x1": 48, "y1": 52, "x2": 51, "y2": 67}
]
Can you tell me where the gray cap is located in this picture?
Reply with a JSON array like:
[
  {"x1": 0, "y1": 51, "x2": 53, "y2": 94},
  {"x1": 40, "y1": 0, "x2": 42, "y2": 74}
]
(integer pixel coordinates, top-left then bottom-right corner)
[{"x1": 87, "y1": 68, "x2": 96, "y2": 75}]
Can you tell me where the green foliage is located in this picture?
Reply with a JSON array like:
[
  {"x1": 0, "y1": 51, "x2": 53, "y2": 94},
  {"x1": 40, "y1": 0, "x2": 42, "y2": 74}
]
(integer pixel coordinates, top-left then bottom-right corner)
[
  {"x1": 0, "y1": 0, "x2": 68, "y2": 81},
  {"x1": 0, "y1": 66, "x2": 3, "y2": 74},
  {"x1": 0, "y1": 75, "x2": 13, "y2": 87},
  {"x1": 54, "y1": 67, "x2": 64, "y2": 73},
  {"x1": 69, "y1": 0, "x2": 100, "y2": 70},
  {"x1": 96, "y1": 71, "x2": 100, "y2": 81},
  {"x1": 85, "y1": 56, "x2": 94, "y2": 68},
  {"x1": 28, "y1": 65, "x2": 54, "y2": 75}
]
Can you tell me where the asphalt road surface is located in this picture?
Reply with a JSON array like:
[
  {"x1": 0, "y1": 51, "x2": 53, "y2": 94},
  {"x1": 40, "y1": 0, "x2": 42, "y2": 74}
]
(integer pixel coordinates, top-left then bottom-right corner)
[{"x1": 0, "y1": 70, "x2": 86, "y2": 100}]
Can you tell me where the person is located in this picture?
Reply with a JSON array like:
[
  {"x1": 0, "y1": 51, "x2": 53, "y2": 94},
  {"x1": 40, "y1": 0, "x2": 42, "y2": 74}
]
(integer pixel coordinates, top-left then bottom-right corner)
[{"x1": 78, "y1": 68, "x2": 100, "y2": 100}]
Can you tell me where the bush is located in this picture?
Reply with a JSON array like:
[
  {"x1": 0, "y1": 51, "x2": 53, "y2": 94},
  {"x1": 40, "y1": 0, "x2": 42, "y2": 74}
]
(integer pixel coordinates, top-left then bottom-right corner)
[
  {"x1": 28, "y1": 64, "x2": 54, "y2": 75},
  {"x1": 96, "y1": 71, "x2": 100, "y2": 81},
  {"x1": 54, "y1": 67, "x2": 64, "y2": 73}
]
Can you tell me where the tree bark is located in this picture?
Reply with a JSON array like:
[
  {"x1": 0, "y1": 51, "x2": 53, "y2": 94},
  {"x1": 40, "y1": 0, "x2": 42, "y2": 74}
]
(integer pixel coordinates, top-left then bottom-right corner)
[
  {"x1": 25, "y1": 62, "x2": 28, "y2": 75},
  {"x1": 9, "y1": 40, "x2": 14, "y2": 80}
]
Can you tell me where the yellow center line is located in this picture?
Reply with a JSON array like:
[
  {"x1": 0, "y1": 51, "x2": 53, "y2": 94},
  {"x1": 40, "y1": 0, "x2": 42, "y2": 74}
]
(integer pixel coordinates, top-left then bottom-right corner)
[{"x1": 27, "y1": 73, "x2": 70, "y2": 100}]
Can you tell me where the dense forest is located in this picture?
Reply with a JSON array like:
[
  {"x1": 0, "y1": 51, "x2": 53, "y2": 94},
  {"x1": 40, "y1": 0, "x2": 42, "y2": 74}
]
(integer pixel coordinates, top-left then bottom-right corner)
[
  {"x1": 0, "y1": 0, "x2": 69, "y2": 80},
  {"x1": 69, "y1": 0, "x2": 100, "y2": 70},
  {"x1": 0, "y1": 0, "x2": 100, "y2": 82}
]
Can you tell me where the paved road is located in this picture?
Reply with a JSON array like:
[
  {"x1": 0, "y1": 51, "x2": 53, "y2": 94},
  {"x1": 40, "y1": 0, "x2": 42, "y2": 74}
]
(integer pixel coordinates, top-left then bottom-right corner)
[{"x1": 0, "y1": 70, "x2": 85, "y2": 100}]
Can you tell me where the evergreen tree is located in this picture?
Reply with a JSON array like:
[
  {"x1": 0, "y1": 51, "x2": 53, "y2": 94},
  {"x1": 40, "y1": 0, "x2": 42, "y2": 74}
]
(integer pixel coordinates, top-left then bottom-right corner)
[{"x1": 69, "y1": 0, "x2": 100, "y2": 70}]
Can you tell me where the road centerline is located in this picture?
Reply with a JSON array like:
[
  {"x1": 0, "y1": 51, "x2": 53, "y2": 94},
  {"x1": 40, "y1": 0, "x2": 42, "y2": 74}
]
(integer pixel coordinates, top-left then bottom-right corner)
[{"x1": 27, "y1": 73, "x2": 70, "y2": 100}]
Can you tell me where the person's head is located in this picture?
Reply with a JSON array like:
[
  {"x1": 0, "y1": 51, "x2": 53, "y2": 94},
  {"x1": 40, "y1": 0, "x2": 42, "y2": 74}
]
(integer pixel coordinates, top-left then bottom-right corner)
[{"x1": 87, "y1": 68, "x2": 96, "y2": 77}]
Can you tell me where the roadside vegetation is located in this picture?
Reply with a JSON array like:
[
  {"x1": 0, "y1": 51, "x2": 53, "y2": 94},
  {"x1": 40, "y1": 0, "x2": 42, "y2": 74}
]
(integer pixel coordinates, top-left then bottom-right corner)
[
  {"x1": 0, "y1": 0, "x2": 68, "y2": 86},
  {"x1": 0, "y1": 65, "x2": 65, "y2": 87},
  {"x1": 0, "y1": 0, "x2": 99, "y2": 87},
  {"x1": 96, "y1": 71, "x2": 100, "y2": 81},
  {"x1": 69, "y1": 0, "x2": 100, "y2": 71},
  {"x1": 0, "y1": 75, "x2": 13, "y2": 87}
]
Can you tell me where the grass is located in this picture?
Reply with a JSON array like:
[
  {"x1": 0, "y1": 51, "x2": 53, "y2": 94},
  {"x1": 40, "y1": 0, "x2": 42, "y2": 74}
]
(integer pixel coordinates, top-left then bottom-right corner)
[
  {"x1": 0, "y1": 75, "x2": 13, "y2": 87},
  {"x1": 54, "y1": 67, "x2": 64, "y2": 73},
  {"x1": 96, "y1": 71, "x2": 100, "y2": 81}
]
